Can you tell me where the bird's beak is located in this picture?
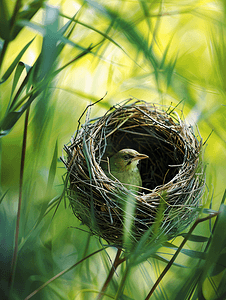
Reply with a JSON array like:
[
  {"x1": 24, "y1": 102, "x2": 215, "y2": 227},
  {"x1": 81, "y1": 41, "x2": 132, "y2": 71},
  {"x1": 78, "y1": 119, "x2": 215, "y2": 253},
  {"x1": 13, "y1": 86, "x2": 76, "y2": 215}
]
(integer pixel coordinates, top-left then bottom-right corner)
[{"x1": 132, "y1": 153, "x2": 149, "y2": 162}]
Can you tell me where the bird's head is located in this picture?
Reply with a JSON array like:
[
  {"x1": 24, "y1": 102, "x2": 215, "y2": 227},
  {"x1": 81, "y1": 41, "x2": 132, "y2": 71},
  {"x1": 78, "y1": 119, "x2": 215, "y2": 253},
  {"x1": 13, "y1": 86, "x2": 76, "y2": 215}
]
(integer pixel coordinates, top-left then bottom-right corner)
[{"x1": 110, "y1": 148, "x2": 149, "y2": 172}]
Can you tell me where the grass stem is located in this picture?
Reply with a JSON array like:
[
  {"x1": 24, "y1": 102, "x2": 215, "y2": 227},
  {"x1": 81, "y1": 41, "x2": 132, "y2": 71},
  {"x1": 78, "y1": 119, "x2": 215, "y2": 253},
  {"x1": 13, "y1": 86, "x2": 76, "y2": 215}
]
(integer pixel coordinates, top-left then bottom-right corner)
[
  {"x1": 8, "y1": 107, "x2": 30, "y2": 298},
  {"x1": 97, "y1": 248, "x2": 126, "y2": 300}
]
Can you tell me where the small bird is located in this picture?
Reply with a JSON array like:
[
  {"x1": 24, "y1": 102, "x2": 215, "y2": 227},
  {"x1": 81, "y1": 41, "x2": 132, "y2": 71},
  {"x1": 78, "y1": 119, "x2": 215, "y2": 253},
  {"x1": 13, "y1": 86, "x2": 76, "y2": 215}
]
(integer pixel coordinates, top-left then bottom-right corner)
[{"x1": 105, "y1": 149, "x2": 149, "y2": 193}]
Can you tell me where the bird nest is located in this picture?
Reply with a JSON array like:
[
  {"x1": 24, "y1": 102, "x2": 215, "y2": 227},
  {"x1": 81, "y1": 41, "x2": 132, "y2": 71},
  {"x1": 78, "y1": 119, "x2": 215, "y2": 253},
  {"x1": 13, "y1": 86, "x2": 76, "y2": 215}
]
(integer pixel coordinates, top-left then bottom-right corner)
[{"x1": 62, "y1": 99, "x2": 205, "y2": 246}]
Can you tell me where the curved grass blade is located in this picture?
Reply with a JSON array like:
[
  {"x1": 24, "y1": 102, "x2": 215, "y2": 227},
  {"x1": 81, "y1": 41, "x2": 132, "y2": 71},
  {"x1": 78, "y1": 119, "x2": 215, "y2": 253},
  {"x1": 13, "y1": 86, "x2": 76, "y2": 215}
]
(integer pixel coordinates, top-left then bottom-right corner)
[
  {"x1": 0, "y1": 189, "x2": 8, "y2": 205},
  {"x1": 0, "y1": 37, "x2": 34, "y2": 84},
  {"x1": 84, "y1": 0, "x2": 159, "y2": 71},
  {"x1": 9, "y1": 64, "x2": 32, "y2": 112},
  {"x1": 178, "y1": 233, "x2": 209, "y2": 243},
  {"x1": 60, "y1": 13, "x2": 128, "y2": 56},
  {"x1": 18, "y1": 19, "x2": 96, "y2": 54},
  {"x1": 12, "y1": 0, "x2": 44, "y2": 39},
  {"x1": 10, "y1": 62, "x2": 31, "y2": 102},
  {"x1": 31, "y1": 5, "x2": 60, "y2": 83},
  {"x1": 198, "y1": 204, "x2": 226, "y2": 294},
  {"x1": 0, "y1": 89, "x2": 38, "y2": 137}
]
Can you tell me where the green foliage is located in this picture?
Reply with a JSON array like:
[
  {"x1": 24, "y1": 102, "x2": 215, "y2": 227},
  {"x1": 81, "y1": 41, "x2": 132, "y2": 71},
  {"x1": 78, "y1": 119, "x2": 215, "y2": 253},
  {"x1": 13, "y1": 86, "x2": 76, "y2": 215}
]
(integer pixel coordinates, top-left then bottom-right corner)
[
  {"x1": 0, "y1": 0, "x2": 11, "y2": 41},
  {"x1": 1, "y1": 0, "x2": 226, "y2": 299}
]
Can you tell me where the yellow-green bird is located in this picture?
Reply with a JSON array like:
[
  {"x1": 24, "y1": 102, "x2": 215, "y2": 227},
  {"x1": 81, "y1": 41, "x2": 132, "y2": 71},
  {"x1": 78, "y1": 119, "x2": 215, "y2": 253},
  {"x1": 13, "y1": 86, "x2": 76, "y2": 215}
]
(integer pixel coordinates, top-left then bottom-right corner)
[{"x1": 106, "y1": 149, "x2": 149, "y2": 193}]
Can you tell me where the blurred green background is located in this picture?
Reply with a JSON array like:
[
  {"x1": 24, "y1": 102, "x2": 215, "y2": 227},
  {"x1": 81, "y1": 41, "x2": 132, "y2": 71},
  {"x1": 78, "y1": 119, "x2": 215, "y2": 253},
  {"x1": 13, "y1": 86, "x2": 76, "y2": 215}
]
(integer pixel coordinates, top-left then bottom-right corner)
[{"x1": 1, "y1": 0, "x2": 226, "y2": 299}]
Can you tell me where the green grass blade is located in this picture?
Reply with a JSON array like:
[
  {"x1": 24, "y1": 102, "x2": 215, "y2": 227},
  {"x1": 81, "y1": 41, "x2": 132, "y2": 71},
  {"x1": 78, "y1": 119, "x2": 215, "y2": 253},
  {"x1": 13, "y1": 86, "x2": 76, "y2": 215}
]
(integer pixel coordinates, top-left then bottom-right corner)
[
  {"x1": 12, "y1": 0, "x2": 44, "y2": 39},
  {"x1": 152, "y1": 253, "x2": 186, "y2": 268},
  {"x1": 198, "y1": 204, "x2": 226, "y2": 293},
  {"x1": 9, "y1": 64, "x2": 32, "y2": 111},
  {"x1": 178, "y1": 233, "x2": 209, "y2": 243},
  {"x1": 0, "y1": 37, "x2": 34, "y2": 84},
  {"x1": 174, "y1": 267, "x2": 203, "y2": 300},
  {"x1": 10, "y1": 62, "x2": 32, "y2": 108},
  {"x1": 0, "y1": 111, "x2": 23, "y2": 137},
  {"x1": 0, "y1": 89, "x2": 38, "y2": 137},
  {"x1": 0, "y1": 0, "x2": 11, "y2": 40},
  {"x1": 60, "y1": 14, "x2": 128, "y2": 56},
  {"x1": 123, "y1": 193, "x2": 137, "y2": 248},
  {"x1": 46, "y1": 140, "x2": 58, "y2": 194},
  {"x1": 0, "y1": 189, "x2": 8, "y2": 205},
  {"x1": 32, "y1": 5, "x2": 60, "y2": 83},
  {"x1": 85, "y1": 0, "x2": 158, "y2": 70},
  {"x1": 34, "y1": 140, "x2": 58, "y2": 228},
  {"x1": 178, "y1": 248, "x2": 207, "y2": 260},
  {"x1": 18, "y1": 19, "x2": 95, "y2": 54}
]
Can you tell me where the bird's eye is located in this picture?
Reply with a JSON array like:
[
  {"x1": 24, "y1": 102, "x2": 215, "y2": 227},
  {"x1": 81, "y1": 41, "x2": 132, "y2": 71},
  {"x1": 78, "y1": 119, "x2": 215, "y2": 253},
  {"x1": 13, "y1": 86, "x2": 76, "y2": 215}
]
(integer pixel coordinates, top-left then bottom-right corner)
[{"x1": 124, "y1": 154, "x2": 132, "y2": 160}]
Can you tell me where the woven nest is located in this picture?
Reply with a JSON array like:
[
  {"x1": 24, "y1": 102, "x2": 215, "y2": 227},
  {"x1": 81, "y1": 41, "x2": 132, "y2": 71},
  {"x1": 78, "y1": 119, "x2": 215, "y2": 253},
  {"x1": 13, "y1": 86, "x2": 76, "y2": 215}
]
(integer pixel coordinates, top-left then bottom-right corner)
[{"x1": 62, "y1": 99, "x2": 205, "y2": 246}]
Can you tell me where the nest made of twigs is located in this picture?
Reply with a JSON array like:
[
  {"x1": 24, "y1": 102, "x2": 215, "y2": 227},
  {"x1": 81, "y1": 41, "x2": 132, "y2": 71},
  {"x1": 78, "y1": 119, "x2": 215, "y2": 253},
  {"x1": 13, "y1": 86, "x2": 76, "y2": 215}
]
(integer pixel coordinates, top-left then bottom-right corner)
[{"x1": 62, "y1": 99, "x2": 205, "y2": 246}]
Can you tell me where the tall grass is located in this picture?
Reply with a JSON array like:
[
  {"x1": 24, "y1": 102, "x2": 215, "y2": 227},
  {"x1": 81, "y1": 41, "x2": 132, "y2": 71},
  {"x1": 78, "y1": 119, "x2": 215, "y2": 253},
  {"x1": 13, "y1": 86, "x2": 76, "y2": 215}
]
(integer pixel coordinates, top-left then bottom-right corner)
[{"x1": 1, "y1": 0, "x2": 226, "y2": 299}]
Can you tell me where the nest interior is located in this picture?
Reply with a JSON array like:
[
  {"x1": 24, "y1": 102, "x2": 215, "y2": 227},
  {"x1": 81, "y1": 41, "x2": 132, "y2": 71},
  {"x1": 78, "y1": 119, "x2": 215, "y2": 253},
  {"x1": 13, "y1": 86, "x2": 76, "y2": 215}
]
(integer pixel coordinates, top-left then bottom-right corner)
[{"x1": 63, "y1": 100, "x2": 205, "y2": 245}]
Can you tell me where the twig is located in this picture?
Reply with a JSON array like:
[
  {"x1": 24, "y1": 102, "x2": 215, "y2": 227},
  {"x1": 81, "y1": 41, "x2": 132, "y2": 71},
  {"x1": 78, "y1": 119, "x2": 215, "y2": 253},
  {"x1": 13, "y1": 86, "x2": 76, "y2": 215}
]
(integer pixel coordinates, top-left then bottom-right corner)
[{"x1": 97, "y1": 248, "x2": 126, "y2": 300}]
